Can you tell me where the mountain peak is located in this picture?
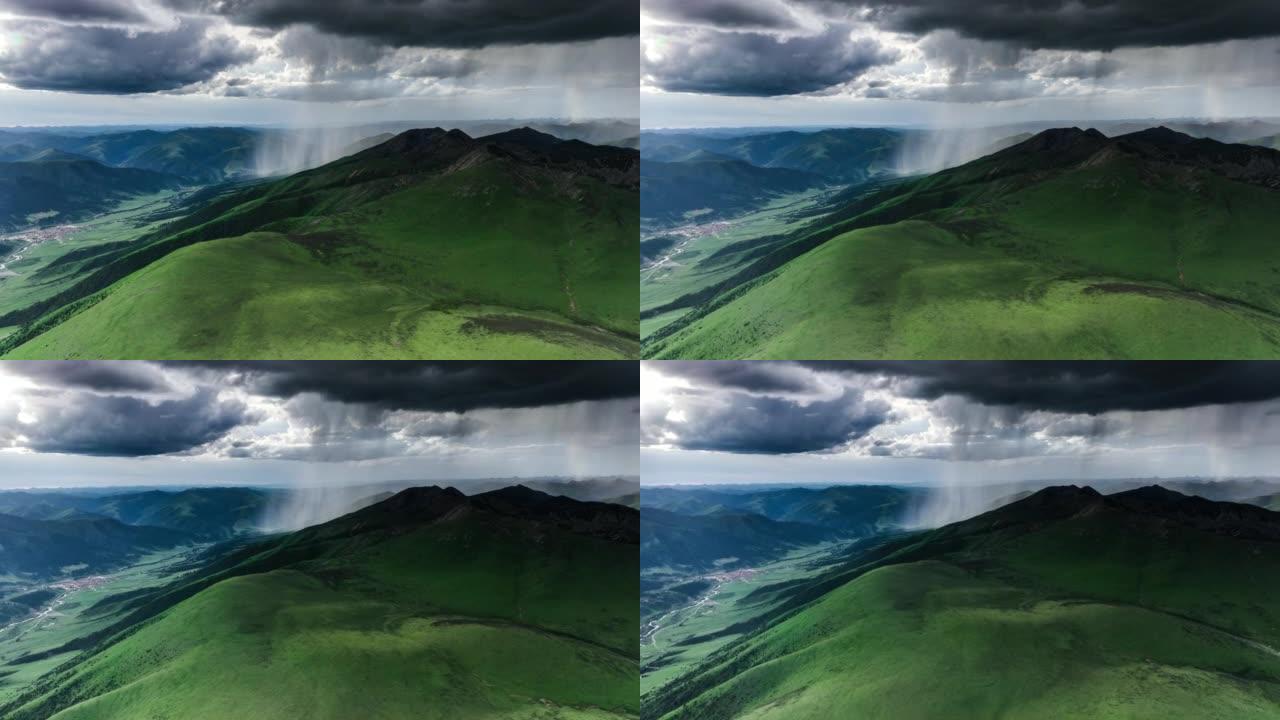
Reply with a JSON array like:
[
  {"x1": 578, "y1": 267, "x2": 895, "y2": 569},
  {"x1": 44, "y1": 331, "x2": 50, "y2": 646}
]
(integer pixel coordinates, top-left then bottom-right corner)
[
  {"x1": 1106, "y1": 484, "x2": 1280, "y2": 541},
  {"x1": 1024, "y1": 484, "x2": 1103, "y2": 503},
  {"x1": 1111, "y1": 483, "x2": 1187, "y2": 502},
  {"x1": 479, "y1": 127, "x2": 563, "y2": 148},
  {"x1": 329, "y1": 485, "x2": 468, "y2": 534},
  {"x1": 1017, "y1": 127, "x2": 1109, "y2": 153},
  {"x1": 477, "y1": 483, "x2": 549, "y2": 503},
  {"x1": 1116, "y1": 126, "x2": 1197, "y2": 146},
  {"x1": 380, "y1": 127, "x2": 471, "y2": 154}
]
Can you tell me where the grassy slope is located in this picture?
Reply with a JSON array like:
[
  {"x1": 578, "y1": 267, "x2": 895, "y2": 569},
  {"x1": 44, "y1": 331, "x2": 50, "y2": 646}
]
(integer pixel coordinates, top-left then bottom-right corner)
[
  {"x1": 8, "y1": 161, "x2": 638, "y2": 359},
  {"x1": 7, "y1": 498, "x2": 639, "y2": 720},
  {"x1": 647, "y1": 156, "x2": 1280, "y2": 358},
  {"x1": 644, "y1": 491, "x2": 1280, "y2": 720}
]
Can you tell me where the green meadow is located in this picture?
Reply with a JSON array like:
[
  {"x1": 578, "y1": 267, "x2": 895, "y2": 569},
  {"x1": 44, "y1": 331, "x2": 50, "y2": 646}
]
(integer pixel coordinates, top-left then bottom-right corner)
[
  {"x1": 642, "y1": 488, "x2": 1280, "y2": 720},
  {"x1": 3, "y1": 490, "x2": 640, "y2": 720},
  {"x1": 645, "y1": 151, "x2": 1280, "y2": 359},
  {"x1": 1, "y1": 131, "x2": 639, "y2": 359}
]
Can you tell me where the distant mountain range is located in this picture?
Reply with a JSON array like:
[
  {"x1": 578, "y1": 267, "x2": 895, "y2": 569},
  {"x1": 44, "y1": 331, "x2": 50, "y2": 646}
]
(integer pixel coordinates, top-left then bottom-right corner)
[
  {"x1": 0, "y1": 127, "x2": 258, "y2": 185},
  {"x1": 642, "y1": 506, "x2": 842, "y2": 571},
  {"x1": 0, "y1": 157, "x2": 180, "y2": 231},
  {"x1": 2, "y1": 485, "x2": 639, "y2": 720},
  {"x1": 642, "y1": 485, "x2": 916, "y2": 534},
  {"x1": 644, "y1": 484, "x2": 1280, "y2": 719},
  {"x1": 641, "y1": 127, "x2": 902, "y2": 183},
  {"x1": 0, "y1": 513, "x2": 189, "y2": 579},
  {"x1": 0, "y1": 487, "x2": 274, "y2": 540},
  {"x1": 641, "y1": 152, "x2": 827, "y2": 224},
  {"x1": 645, "y1": 125, "x2": 1280, "y2": 359}
]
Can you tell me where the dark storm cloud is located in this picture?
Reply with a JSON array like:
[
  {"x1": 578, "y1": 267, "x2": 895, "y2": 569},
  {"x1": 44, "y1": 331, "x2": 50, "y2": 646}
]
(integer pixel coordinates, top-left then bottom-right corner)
[
  {"x1": 806, "y1": 361, "x2": 1280, "y2": 414},
  {"x1": 858, "y1": 0, "x2": 1280, "y2": 51},
  {"x1": 671, "y1": 389, "x2": 890, "y2": 454},
  {"x1": 0, "y1": 19, "x2": 254, "y2": 93},
  {"x1": 0, "y1": 0, "x2": 146, "y2": 22},
  {"x1": 644, "y1": 0, "x2": 799, "y2": 29},
  {"x1": 169, "y1": 0, "x2": 637, "y2": 48},
  {"x1": 11, "y1": 389, "x2": 250, "y2": 457},
  {"x1": 644, "y1": 23, "x2": 898, "y2": 95},
  {"x1": 656, "y1": 361, "x2": 820, "y2": 394},
  {"x1": 171, "y1": 361, "x2": 638, "y2": 413},
  {"x1": 6, "y1": 361, "x2": 171, "y2": 393}
]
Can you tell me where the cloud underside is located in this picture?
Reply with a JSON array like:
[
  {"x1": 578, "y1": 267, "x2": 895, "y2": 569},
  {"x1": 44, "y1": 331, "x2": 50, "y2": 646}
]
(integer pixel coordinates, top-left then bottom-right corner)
[
  {"x1": 0, "y1": 19, "x2": 253, "y2": 93},
  {"x1": 0, "y1": 362, "x2": 637, "y2": 460},
  {"x1": 643, "y1": 361, "x2": 1280, "y2": 461},
  {"x1": 173, "y1": 0, "x2": 637, "y2": 48},
  {"x1": 642, "y1": 0, "x2": 1280, "y2": 100},
  {"x1": 644, "y1": 24, "x2": 898, "y2": 96},
  {"x1": 0, "y1": 0, "x2": 638, "y2": 98}
]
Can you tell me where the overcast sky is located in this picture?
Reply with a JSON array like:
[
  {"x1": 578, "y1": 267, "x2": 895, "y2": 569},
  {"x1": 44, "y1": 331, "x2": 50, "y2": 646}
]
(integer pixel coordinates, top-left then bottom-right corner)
[
  {"x1": 642, "y1": 361, "x2": 1280, "y2": 486},
  {"x1": 0, "y1": 0, "x2": 637, "y2": 126},
  {"x1": 0, "y1": 361, "x2": 638, "y2": 488},
  {"x1": 642, "y1": 0, "x2": 1280, "y2": 127}
]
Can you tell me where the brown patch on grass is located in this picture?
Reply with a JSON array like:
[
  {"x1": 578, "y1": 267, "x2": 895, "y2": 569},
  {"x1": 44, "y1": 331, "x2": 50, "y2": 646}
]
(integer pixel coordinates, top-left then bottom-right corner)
[
  {"x1": 460, "y1": 314, "x2": 636, "y2": 357},
  {"x1": 286, "y1": 230, "x2": 364, "y2": 263},
  {"x1": 1081, "y1": 282, "x2": 1280, "y2": 324},
  {"x1": 1083, "y1": 282, "x2": 1234, "y2": 311}
]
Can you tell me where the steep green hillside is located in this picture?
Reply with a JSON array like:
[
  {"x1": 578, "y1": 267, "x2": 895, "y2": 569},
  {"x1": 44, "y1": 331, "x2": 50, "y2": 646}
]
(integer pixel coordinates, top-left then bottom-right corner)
[
  {"x1": 0, "y1": 159, "x2": 180, "y2": 231},
  {"x1": 645, "y1": 127, "x2": 1280, "y2": 359},
  {"x1": 644, "y1": 486, "x2": 1280, "y2": 719},
  {"x1": 2, "y1": 128, "x2": 639, "y2": 359},
  {"x1": 0, "y1": 514, "x2": 189, "y2": 579},
  {"x1": 2, "y1": 486, "x2": 639, "y2": 720}
]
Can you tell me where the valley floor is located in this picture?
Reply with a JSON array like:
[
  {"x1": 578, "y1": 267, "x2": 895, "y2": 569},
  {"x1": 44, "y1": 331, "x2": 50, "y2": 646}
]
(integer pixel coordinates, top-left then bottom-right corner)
[
  {"x1": 641, "y1": 544, "x2": 842, "y2": 698},
  {"x1": 0, "y1": 548, "x2": 197, "y2": 707}
]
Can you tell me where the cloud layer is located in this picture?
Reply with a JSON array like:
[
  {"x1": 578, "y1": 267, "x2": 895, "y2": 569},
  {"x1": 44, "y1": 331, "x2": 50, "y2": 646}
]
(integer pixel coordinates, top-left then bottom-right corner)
[
  {"x1": 172, "y1": 0, "x2": 638, "y2": 48},
  {"x1": 643, "y1": 361, "x2": 1280, "y2": 466},
  {"x1": 0, "y1": 362, "x2": 638, "y2": 469},
  {"x1": 0, "y1": 0, "x2": 638, "y2": 110},
  {"x1": 642, "y1": 0, "x2": 1280, "y2": 108}
]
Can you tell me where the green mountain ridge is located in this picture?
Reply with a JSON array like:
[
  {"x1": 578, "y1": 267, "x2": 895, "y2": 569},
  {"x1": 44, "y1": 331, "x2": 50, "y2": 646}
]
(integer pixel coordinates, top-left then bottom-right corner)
[
  {"x1": 1, "y1": 126, "x2": 639, "y2": 359},
  {"x1": 2, "y1": 484, "x2": 640, "y2": 720},
  {"x1": 644, "y1": 484, "x2": 1280, "y2": 719},
  {"x1": 645, "y1": 125, "x2": 1280, "y2": 358}
]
